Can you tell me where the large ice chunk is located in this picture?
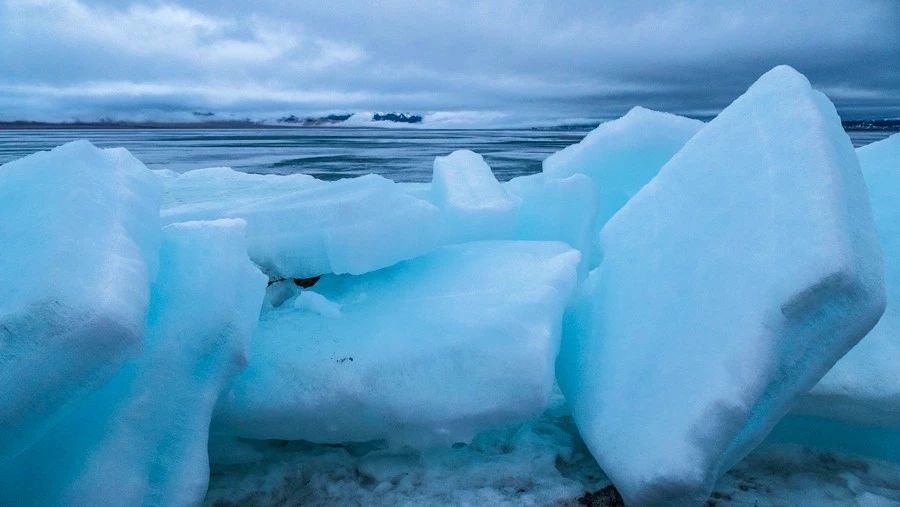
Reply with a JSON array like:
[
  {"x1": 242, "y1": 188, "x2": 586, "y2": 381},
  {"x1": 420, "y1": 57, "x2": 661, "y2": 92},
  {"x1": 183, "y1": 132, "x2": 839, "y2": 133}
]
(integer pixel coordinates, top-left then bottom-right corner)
[
  {"x1": 505, "y1": 172, "x2": 598, "y2": 278},
  {"x1": 557, "y1": 66, "x2": 885, "y2": 505},
  {"x1": 0, "y1": 220, "x2": 266, "y2": 505},
  {"x1": 0, "y1": 140, "x2": 160, "y2": 461},
  {"x1": 543, "y1": 106, "x2": 702, "y2": 229},
  {"x1": 162, "y1": 168, "x2": 441, "y2": 278},
  {"x1": 769, "y1": 135, "x2": 900, "y2": 464},
  {"x1": 795, "y1": 133, "x2": 900, "y2": 426},
  {"x1": 431, "y1": 150, "x2": 519, "y2": 243},
  {"x1": 214, "y1": 241, "x2": 580, "y2": 446}
]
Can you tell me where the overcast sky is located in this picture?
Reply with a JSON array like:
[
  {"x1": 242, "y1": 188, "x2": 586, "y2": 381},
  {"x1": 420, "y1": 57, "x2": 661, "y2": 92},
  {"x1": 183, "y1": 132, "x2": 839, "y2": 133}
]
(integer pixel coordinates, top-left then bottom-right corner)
[{"x1": 0, "y1": 0, "x2": 897, "y2": 124}]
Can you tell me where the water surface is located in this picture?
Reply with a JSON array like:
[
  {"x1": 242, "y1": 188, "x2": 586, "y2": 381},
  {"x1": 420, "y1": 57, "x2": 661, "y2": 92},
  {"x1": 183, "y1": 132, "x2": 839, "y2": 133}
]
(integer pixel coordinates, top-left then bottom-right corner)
[{"x1": 0, "y1": 127, "x2": 892, "y2": 182}]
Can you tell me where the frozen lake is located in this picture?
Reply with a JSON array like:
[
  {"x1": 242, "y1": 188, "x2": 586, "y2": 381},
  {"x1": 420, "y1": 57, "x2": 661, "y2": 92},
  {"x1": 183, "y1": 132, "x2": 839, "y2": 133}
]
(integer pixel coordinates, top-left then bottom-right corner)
[{"x1": 0, "y1": 127, "x2": 893, "y2": 182}]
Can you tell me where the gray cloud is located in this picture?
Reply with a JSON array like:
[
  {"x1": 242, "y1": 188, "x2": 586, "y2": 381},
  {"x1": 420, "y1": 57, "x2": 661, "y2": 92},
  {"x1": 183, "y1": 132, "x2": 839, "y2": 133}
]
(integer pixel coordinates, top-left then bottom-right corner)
[{"x1": 0, "y1": 0, "x2": 897, "y2": 123}]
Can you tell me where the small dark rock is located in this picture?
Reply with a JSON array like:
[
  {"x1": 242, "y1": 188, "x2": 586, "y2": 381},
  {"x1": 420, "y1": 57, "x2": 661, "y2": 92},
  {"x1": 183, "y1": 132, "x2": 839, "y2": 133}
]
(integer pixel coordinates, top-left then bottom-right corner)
[
  {"x1": 267, "y1": 276, "x2": 286, "y2": 287},
  {"x1": 576, "y1": 485, "x2": 624, "y2": 507},
  {"x1": 293, "y1": 276, "x2": 321, "y2": 288},
  {"x1": 710, "y1": 491, "x2": 733, "y2": 500}
]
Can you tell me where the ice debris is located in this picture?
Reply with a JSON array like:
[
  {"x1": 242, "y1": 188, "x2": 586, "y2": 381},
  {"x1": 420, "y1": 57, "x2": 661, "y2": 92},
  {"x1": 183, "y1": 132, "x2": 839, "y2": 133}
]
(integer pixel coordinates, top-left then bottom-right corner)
[
  {"x1": 162, "y1": 168, "x2": 442, "y2": 278},
  {"x1": 0, "y1": 219, "x2": 266, "y2": 505},
  {"x1": 0, "y1": 140, "x2": 161, "y2": 462},
  {"x1": 213, "y1": 241, "x2": 580, "y2": 446},
  {"x1": 0, "y1": 66, "x2": 893, "y2": 507},
  {"x1": 797, "y1": 133, "x2": 900, "y2": 427},
  {"x1": 557, "y1": 66, "x2": 885, "y2": 505},
  {"x1": 431, "y1": 149, "x2": 519, "y2": 243},
  {"x1": 770, "y1": 133, "x2": 900, "y2": 464},
  {"x1": 543, "y1": 106, "x2": 703, "y2": 265}
]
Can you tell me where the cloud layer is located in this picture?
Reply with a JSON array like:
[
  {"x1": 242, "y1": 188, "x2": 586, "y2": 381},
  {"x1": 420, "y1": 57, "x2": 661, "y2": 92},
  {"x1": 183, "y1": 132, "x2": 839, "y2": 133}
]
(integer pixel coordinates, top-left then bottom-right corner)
[{"x1": 1, "y1": 0, "x2": 897, "y2": 123}]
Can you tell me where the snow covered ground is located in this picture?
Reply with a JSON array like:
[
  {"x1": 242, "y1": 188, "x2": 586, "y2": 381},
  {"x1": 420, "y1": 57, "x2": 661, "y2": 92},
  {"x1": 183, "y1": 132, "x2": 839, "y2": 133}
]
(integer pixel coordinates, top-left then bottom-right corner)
[{"x1": 205, "y1": 391, "x2": 900, "y2": 506}]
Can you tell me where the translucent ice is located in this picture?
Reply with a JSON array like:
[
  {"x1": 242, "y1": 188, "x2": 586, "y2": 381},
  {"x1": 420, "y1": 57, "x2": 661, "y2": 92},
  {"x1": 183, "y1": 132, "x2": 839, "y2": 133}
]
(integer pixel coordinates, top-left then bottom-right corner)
[
  {"x1": 214, "y1": 241, "x2": 580, "y2": 446},
  {"x1": 505, "y1": 172, "x2": 598, "y2": 278},
  {"x1": 0, "y1": 140, "x2": 161, "y2": 462},
  {"x1": 162, "y1": 167, "x2": 441, "y2": 278},
  {"x1": 798, "y1": 133, "x2": 900, "y2": 426},
  {"x1": 0, "y1": 219, "x2": 266, "y2": 505},
  {"x1": 557, "y1": 66, "x2": 885, "y2": 505},
  {"x1": 770, "y1": 134, "x2": 900, "y2": 463},
  {"x1": 431, "y1": 150, "x2": 519, "y2": 243},
  {"x1": 543, "y1": 106, "x2": 702, "y2": 230}
]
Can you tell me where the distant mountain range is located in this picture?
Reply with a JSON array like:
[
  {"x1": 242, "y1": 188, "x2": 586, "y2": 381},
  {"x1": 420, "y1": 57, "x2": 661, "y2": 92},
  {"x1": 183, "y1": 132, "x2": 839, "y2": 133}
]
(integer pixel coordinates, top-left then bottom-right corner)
[
  {"x1": 276, "y1": 112, "x2": 423, "y2": 125},
  {"x1": 0, "y1": 114, "x2": 897, "y2": 131},
  {"x1": 840, "y1": 119, "x2": 900, "y2": 131},
  {"x1": 276, "y1": 114, "x2": 352, "y2": 126}
]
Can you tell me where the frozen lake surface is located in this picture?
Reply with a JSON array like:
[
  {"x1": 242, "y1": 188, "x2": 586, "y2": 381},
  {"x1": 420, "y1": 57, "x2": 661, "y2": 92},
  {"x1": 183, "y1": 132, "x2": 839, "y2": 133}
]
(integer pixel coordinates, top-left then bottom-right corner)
[
  {"x1": 0, "y1": 127, "x2": 893, "y2": 182},
  {"x1": 0, "y1": 128, "x2": 589, "y2": 182}
]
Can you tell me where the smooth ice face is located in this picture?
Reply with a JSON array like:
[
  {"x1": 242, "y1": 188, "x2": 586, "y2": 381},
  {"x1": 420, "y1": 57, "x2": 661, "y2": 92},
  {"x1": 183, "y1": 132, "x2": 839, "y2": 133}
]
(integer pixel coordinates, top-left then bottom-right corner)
[
  {"x1": 505, "y1": 173, "x2": 598, "y2": 278},
  {"x1": 0, "y1": 140, "x2": 161, "y2": 462},
  {"x1": 797, "y1": 133, "x2": 900, "y2": 426},
  {"x1": 162, "y1": 168, "x2": 441, "y2": 278},
  {"x1": 0, "y1": 220, "x2": 267, "y2": 506},
  {"x1": 557, "y1": 66, "x2": 885, "y2": 506},
  {"x1": 542, "y1": 106, "x2": 703, "y2": 231},
  {"x1": 431, "y1": 150, "x2": 519, "y2": 243},
  {"x1": 214, "y1": 241, "x2": 580, "y2": 447}
]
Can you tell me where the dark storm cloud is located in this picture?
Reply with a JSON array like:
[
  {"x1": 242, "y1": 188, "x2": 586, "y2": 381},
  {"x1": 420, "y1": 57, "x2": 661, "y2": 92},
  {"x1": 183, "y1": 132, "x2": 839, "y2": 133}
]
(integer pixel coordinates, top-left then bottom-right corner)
[{"x1": 0, "y1": 0, "x2": 897, "y2": 123}]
